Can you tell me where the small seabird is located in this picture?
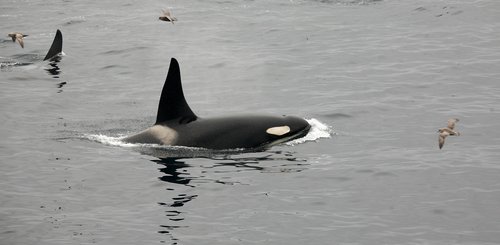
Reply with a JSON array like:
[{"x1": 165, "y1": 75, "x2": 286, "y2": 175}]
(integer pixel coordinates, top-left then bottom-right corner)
[
  {"x1": 438, "y1": 118, "x2": 460, "y2": 149},
  {"x1": 8, "y1": 32, "x2": 28, "y2": 48},
  {"x1": 159, "y1": 9, "x2": 177, "y2": 24}
]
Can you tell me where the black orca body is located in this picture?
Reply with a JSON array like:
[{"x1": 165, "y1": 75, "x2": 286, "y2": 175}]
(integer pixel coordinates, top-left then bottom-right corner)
[
  {"x1": 123, "y1": 58, "x2": 311, "y2": 150},
  {"x1": 43, "y1": 29, "x2": 63, "y2": 61}
]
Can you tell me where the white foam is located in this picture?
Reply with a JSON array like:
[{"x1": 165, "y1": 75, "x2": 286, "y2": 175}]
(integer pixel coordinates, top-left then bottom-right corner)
[
  {"x1": 85, "y1": 134, "x2": 206, "y2": 150},
  {"x1": 286, "y1": 118, "x2": 333, "y2": 145},
  {"x1": 85, "y1": 133, "x2": 221, "y2": 158},
  {"x1": 86, "y1": 134, "x2": 134, "y2": 147}
]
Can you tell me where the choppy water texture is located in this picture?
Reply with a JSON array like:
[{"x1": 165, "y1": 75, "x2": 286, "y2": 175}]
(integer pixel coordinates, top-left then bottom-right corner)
[{"x1": 2, "y1": 0, "x2": 500, "y2": 244}]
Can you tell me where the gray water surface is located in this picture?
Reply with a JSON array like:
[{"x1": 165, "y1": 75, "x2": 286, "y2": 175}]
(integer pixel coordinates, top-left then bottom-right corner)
[{"x1": 2, "y1": 0, "x2": 500, "y2": 244}]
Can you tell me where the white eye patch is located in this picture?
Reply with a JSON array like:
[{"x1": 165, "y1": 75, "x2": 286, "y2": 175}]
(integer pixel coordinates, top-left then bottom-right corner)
[{"x1": 266, "y1": 126, "x2": 290, "y2": 136}]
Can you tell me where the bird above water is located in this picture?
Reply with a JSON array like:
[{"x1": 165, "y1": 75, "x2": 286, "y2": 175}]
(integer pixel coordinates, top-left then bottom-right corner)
[
  {"x1": 159, "y1": 9, "x2": 177, "y2": 24},
  {"x1": 8, "y1": 32, "x2": 28, "y2": 48},
  {"x1": 438, "y1": 118, "x2": 460, "y2": 149}
]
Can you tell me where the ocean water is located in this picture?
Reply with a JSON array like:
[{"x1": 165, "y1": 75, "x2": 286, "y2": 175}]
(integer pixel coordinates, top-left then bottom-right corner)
[{"x1": 1, "y1": 0, "x2": 500, "y2": 244}]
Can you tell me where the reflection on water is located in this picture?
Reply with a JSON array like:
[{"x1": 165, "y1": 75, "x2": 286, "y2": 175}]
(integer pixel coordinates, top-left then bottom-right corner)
[
  {"x1": 153, "y1": 151, "x2": 308, "y2": 186},
  {"x1": 44, "y1": 56, "x2": 68, "y2": 93},
  {"x1": 45, "y1": 57, "x2": 61, "y2": 77},
  {"x1": 153, "y1": 151, "x2": 309, "y2": 243},
  {"x1": 155, "y1": 158, "x2": 194, "y2": 187},
  {"x1": 153, "y1": 157, "x2": 193, "y2": 243},
  {"x1": 57, "y1": 81, "x2": 67, "y2": 88}
]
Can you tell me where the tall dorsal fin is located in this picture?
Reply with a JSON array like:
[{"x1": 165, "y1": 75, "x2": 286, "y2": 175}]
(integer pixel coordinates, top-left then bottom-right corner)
[
  {"x1": 155, "y1": 58, "x2": 197, "y2": 124},
  {"x1": 43, "y1": 29, "x2": 63, "y2": 61}
]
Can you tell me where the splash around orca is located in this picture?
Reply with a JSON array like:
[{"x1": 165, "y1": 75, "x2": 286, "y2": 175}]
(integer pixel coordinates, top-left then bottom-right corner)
[{"x1": 123, "y1": 58, "x2": 311, "y2": 150}]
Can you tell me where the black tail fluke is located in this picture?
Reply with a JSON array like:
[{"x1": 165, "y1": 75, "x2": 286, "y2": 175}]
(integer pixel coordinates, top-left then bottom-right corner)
[{"x1": 43, "y1": 29, "x2": 63, "y2": 61}]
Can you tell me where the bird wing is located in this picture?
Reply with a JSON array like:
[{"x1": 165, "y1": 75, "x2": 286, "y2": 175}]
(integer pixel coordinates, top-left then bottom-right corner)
[
  {"x1": 16, "y1": 35, "x2": 24, "y2": 48},
  {"x1": 162, "y1": 9, "x2": 171, "y2": 16},
  {"x1": 438, "y1": 133, "x2": 446, "y2": 149},
  {"x1": 160, "y1": 9, "x2": 175, "y2": 23},
  {"x1": 438, "y1": 130, "x2": 451, "y2": 149},
  {"x1": 447, "y1": 118, "x2": 458, "y2": 130}
]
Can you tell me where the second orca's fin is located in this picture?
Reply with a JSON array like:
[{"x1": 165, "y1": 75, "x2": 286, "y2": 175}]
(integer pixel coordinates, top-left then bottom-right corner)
[
  {"x1": 43, "y1": 29, "x2": 63, "y2": 61},
  {"x1": 155, "y1": 58, "x2": 197, "y2": 124}
]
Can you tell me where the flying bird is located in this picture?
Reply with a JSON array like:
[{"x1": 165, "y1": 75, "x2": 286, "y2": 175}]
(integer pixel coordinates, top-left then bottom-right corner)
[
  {"x1": 159, "y1": 9, "x2": 177, "y2": 24},
  {"x1": 438, "y1": 118, "x2": 460, "y2": 149},
  {"x1": 8, "y1": 32, "x2": 28, "y2": 48}
]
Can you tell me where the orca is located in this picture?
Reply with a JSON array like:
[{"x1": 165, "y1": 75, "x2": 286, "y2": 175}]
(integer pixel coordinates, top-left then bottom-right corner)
[
  {"x1": 123, "y1": 58, "x2": 311, "y2": 150},
  {"x1": 43, "y1": 29, "x2": 63, "y2": 61}
]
